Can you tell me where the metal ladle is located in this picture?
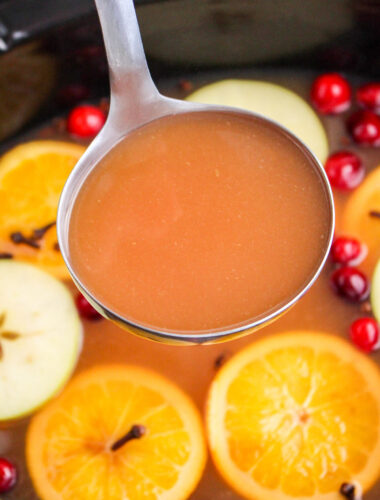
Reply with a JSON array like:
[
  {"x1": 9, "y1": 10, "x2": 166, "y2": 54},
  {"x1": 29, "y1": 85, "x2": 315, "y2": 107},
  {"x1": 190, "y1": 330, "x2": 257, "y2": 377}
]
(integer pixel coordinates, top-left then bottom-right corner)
[{"x1": 57, "y1": 0, "x2": 335, "y2": 344}]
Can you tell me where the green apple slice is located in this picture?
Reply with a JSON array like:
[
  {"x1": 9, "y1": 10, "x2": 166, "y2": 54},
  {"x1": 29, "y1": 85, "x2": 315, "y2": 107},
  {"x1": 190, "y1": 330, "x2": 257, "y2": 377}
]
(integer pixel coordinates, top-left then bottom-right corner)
[
  {"x1": 0, "y1": 261, "x2": 82, "y2": 421},
  {"x1": 186, "y1": 79, "x2": 329, "y2": 162},
  {"x1": 371, "y1": 259, "x2": 380, "y2": 323}
]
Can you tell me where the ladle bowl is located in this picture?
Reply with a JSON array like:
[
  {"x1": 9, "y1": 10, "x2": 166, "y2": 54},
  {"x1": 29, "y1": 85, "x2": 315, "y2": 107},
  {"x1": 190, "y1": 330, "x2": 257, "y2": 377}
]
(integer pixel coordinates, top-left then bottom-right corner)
[{"x1": 57, "y1": 0, "x2": 335, "y2": 345}]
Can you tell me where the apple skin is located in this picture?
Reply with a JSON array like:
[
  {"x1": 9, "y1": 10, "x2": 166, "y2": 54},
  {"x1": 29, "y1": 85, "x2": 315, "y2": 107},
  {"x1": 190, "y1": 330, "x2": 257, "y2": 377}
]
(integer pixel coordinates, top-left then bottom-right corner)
[
  {"x1": 0, "y1": 261, "x2": 82, "y2": 422},
  {"x1": 186, "y1": 79, "x2": 329, "y2": 163}
]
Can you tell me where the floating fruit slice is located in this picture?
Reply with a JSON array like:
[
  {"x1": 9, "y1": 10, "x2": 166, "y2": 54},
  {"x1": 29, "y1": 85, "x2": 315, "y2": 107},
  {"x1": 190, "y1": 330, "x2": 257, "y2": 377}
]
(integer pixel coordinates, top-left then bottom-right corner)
[
  {"x1": 206, "y1": 331, "x2": 380, "y2": 500},
  {"x1": 0, "y1": 140, "x2": 85, "y2": 279},
  {"x1": 342, "y1": 165, "x2": 380, "y2": 275},
  {"x1": 186, "y1": 79, "x2": 329, "y2": 162},
  {"x1": 26, "y1": 364, "x2": 207, "y2": 500},
  {"x1": 371, "y1": 258, "x2": 380, "y2": 323},
  {"x1": 0, "y1": 261, "x2": 82, "y2": 421}
]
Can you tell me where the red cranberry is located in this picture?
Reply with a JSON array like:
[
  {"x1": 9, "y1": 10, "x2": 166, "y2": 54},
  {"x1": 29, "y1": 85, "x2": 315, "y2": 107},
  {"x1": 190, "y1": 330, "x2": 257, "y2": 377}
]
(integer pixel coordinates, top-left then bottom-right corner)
[
  {"x1": 347, "y1": 110, "x2": 380, "y2": 146},
  {"x1": 0, "y1": 458, "x2": 17, "y2": 493},
  {"x1": 310, "y1": 73, "x2": 351, "y2": 114},
  {"x1": 72, "y1": 46, "x2": 108, "y2": 79},
  {"x1": 350, "y1": 317, "x2": 379, "y2": 352},
  {"x1": 356, "y1": 83, "x2": 380, "y2": 112},
  {"x1": 331, "y1": 236, "x2": 366, "y2": 265},
  {"x1": 324, "y1": 151, "x2": 365, "y2": 190},
  {"x1": 318, "y1": 47, "x2": 357, "y2": 71},
  {"x1": 58, "y1": 84, "x2": 90, "y2": 106},
  {"x1": 67, "y1": 105, "x2": 106, "y2": 138},
  {"x1": 73, "y1": 45, "x2": 105, "y2": 64},
  {"x1": 178, "y1": 79, "x2": 193, "y2": 92},
  {"x1": 75, "y1": 293, "x2": 102, "y2": 320},
  {"x1": 330, "y1": 266, "x2": 370, "y2": 302}
]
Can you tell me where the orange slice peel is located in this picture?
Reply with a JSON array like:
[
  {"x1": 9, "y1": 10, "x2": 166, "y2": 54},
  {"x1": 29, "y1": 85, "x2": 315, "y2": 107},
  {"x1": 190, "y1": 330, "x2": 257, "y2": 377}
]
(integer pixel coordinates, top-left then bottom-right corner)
[
  {"x1": 206, "y1": 331, "x2": 380, "y2": 499},
  {"x1": 0, "y1": 140, "x2": 85, "y2": 279},
  {"x1": 342, "y1": 165, "x2": 380, "y2": 275},
  {"x1": 26, "y1": 364, "x2": 207, "y2": 500}
]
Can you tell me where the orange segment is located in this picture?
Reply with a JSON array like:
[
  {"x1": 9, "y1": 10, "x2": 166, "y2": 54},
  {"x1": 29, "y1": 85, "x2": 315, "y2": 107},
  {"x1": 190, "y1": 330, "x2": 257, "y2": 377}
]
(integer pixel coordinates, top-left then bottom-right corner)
[
  {"x1": 342, "y1": 165, "x2": 380, "y2": 275},
  {"x1": 26, "y1": 364, "x2": 207, "y2": 500},
  {"x1": 206, "y1": 332, "x2": 380, "y2": 500},
  {"x1": 0, "y1": 141, "x2": 85, "y2": 279}
]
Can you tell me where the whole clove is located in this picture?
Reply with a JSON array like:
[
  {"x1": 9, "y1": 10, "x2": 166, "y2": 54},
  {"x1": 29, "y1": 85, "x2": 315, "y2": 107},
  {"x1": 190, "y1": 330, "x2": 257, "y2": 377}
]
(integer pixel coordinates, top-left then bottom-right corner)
[
  {"x1": 339, "y1": 482, "x2": 355, "y2": 499},
  {"x1": 214, "y1": 352, "x2": 229, "y2": 370},
  {"x1": 33, "y1": 221, "x2": 56, "y2": 240},
  {"x1": 111, "y1": 424, "x2": 146, "y2": 452},
  {"x1": 9, "y1": 220, "x2": 56, "y2": 250},
  {"x1": 10, "y1": 232, "x2": 40, "y2": 249},
  {"x1": 0, "y1": 253, "x2": 13, "y2": 259}
]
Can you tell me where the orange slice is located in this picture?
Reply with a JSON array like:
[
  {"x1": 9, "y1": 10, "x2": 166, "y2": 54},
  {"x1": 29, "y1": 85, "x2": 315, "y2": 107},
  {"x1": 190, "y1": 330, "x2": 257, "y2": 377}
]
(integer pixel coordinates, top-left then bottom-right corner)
[
  {"x1": 0, "y1": 140, "x2": 85, "y2": 279},
  {"x1": 342, "y1": 165, "x2": 380, "y2": 275},
  {"x1": 26, "y1": 364, "x2": 207, "y2": 500},
  {"x1": 206, "y1": 332, "x2": 380, "y2": 500}
]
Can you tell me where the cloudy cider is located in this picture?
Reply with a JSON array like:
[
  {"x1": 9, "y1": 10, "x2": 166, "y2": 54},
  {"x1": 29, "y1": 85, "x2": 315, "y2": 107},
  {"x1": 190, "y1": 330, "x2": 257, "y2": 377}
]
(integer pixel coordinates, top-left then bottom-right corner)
[{"x1": 69, "y1": 111, "x2": 331, "y2": 332}]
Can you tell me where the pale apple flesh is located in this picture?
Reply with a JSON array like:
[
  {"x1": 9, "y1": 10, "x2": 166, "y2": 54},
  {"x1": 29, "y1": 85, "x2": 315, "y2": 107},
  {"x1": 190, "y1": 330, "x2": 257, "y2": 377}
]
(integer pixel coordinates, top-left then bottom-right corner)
[
  {"x1": 186, "y1": 79, "x2": 329, "y2": 163},
  {"x1": 0, "y1": 261, "x2": 82, "y2": 421}
]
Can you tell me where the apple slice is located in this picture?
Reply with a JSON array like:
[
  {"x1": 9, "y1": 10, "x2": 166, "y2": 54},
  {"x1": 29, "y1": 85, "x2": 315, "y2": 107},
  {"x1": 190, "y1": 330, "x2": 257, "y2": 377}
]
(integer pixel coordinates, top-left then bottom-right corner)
[
  {"x1": 186, "y1": 79, "x2": 329, "y2": 162},
  {"x1": 371, "y1": 259, "x2": 380, "y2": 323},
  {"x1": 0, "y1": 261, "x2": 82, "y2": 421}
]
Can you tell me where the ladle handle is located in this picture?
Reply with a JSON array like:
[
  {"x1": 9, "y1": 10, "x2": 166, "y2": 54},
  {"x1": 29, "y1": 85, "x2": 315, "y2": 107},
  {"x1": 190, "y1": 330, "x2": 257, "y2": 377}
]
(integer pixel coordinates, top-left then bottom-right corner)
[{"x1": 94, "y1": 0, "x2": 162, "y2": 130}]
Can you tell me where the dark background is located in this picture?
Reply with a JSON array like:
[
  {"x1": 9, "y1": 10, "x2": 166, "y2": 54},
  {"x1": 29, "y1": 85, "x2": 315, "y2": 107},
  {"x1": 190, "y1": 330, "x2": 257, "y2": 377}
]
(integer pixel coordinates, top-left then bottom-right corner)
[{"x1": 0, "y1": 0, "x2": 379, "y2": 143}]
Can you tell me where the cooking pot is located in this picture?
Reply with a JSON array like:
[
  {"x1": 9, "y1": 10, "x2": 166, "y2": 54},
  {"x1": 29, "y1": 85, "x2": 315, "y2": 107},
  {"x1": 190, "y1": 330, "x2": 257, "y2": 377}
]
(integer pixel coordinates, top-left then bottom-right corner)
[
  {"x1": 0, "y1": 0, "x2": 379, "y2": 146},
  {"x1": 0, "y1": 2, "x2": 380, "y2": 499}
]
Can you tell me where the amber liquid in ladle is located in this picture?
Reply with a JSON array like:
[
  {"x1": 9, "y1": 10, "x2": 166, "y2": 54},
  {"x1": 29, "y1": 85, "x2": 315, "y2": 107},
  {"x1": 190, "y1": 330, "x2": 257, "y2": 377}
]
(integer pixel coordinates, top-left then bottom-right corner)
[{"x1": 58, "y1": 0, "x2": 334, "y2": 343}]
